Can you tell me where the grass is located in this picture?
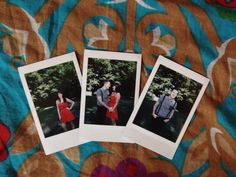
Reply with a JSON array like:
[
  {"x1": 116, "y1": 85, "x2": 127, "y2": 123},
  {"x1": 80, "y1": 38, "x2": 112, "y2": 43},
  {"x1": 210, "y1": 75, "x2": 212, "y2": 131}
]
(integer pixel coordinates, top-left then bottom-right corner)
[
  {"x1": 37, "y1": 100, "x2": 80, "y2": 138},
  {"x1": 133, "y1": 98, "x2": 188, "y2": 142},
  {"x1": 85, "y1": 96, "x2": 134, "y2": 126}
]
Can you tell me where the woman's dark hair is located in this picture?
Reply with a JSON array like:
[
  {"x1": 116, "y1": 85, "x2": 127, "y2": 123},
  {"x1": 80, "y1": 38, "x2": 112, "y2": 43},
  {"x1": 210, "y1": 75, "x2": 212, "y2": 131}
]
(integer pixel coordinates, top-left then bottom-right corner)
[
  {"x1": 57, "y1": 90, "x2": 67, "y2": 102},
  {"x1": 109, "y1": 83, "x2": 120, "y2": 95}
]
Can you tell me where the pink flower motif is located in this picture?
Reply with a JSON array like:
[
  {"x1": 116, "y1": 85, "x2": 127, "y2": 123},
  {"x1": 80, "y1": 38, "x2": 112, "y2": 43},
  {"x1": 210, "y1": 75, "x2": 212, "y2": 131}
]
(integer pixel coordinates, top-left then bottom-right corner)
[
  {"x1": 206, "y1": 0, "x2": 236, "y2": 8},
  {"x1": 91, "y1": 165, "x2": 117, "y2": 177},
  {"x1": 90, "y1": 158, "x2": 168, "y2": 177},
  {"x1": 0, "y1": 123, "x2": 11, "y2": 161}
]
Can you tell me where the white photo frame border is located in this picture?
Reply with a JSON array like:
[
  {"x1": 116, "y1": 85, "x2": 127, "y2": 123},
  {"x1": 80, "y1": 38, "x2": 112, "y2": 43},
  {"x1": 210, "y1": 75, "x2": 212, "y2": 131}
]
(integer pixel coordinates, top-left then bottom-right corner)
[
  {"x1": 80, "y1": 49, "x2": 142, "y2": 142},
  {"x1": 122, "y1": 55, "x2": 209, "y2": 159},
  {"x1": 18, "y1": 52, "x2": 85, "y2": 155}
]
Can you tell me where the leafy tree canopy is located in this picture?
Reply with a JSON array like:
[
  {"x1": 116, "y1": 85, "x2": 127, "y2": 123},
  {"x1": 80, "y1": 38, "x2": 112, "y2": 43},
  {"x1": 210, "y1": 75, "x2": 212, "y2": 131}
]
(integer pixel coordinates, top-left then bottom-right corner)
[
  {"x1": 148, "y1": 65, "x2": 202, "y2": 109},
  {"x1": 26, "y1": 62, "x2": 81, "y2": 109},
  {"x1": 87, "y1": 58, "x2": 137, "y2": 99}
]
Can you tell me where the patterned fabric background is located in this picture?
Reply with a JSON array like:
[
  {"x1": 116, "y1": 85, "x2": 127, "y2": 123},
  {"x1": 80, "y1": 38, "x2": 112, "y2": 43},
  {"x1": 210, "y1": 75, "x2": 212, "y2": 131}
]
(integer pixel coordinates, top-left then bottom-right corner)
[{"x1": 0, "y1": 0, "x2": 236, "y2": 176}]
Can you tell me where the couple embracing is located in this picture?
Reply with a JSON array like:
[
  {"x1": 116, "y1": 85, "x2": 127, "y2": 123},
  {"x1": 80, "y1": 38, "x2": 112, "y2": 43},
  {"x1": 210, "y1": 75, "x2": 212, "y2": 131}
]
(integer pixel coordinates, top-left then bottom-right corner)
[{"x1": 95, "y1": 80, "x2": 121, "y2": 125}]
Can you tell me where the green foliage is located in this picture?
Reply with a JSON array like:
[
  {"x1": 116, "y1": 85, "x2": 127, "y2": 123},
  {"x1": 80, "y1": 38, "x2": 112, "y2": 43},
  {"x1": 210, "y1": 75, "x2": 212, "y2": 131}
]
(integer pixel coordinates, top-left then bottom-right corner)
[
  {"x1": 26, "y1": 61, "x2": 81, "y2": 109},
  {"x1": 87, "y1": 58, "x2": 137, "y2": 98},
  {"x1": 215, "y1": 4, "x2": 236, "y2": 22},
  {"x1": 148, "y1": 65, "x2": 202, "y2": 109}
]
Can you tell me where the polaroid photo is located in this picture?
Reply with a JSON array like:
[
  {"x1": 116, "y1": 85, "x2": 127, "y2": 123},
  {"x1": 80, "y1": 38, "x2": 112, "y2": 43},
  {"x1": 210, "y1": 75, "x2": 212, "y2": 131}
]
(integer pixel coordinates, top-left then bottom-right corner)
[
  {"x1": 122, "y1": 55, "x2": 209, "y2": 159},
  {"x1": 18, "y1": 52, "x2": 85, "y2": 155},
  {"x1": 80, "y1": 49, "x2": 141, "y2": 142}
]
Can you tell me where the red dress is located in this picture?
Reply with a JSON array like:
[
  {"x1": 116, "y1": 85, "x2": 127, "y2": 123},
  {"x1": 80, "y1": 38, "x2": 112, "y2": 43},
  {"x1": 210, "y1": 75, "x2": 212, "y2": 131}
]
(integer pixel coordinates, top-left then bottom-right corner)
[
  {"x1": 106, "y1": 94, "x2": 118, "y2": 121},
  {"x1": 58, "y1": 102, "x2": 75, "y2": 123}
]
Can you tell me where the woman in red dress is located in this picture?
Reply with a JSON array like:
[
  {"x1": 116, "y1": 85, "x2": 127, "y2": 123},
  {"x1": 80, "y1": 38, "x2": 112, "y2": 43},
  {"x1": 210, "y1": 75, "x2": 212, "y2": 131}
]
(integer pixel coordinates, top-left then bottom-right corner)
[
  {"x1": 56, "y1": 92, "x2": 75, "y2": 131},
  {"x1": 106, "y1": 85, "x2": 121, "y2": 125}
]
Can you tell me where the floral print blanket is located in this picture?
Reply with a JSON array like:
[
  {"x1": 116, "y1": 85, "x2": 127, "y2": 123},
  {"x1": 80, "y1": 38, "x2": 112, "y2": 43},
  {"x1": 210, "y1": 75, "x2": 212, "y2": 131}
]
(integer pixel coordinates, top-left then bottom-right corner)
[{"x1": 0, "y1": 0, "x2": 236, "y2": 177}]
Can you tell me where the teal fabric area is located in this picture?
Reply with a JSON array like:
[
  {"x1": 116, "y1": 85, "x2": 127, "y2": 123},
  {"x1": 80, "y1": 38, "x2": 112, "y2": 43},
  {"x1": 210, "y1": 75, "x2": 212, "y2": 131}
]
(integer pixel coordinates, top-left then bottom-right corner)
[
  {"x1": 179, "y1": 4, "x2": 218, "y2": 74},
  {"x1": 217, "y1": 83, "x2": 236, "y2": 140},
  {"x1": 192, "y1": 0, "x2": 236, "y2": 42},
  {"x1": 39, "y1": 0, "x2": 79, "y2": 54},
  {"x1": 135, "y1": 0, "x2": 166, "y2": 25},
  {"x1": 8, "y1": 0, "x2": 45, "y2": 16},
  {"x1": 97, "y1": 0, "x2": 127, "y2": 22},
  {"x1": 0, "y1": 53, "x2": 29, "y2": 177},
  {"x1": 0, "y1": 52, "x2": 29, "y2": 136}
]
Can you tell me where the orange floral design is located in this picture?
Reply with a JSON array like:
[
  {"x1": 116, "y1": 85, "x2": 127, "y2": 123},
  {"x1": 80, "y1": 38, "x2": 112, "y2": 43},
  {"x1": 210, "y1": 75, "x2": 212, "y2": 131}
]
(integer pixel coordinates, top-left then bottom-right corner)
[
  {"x1": 182, "y1": 38, "x2": 236, "y2": 175},
  {"x1": 1, "y1": 1, "x2": 235, "y2": 176},
  {"x1": 80, "y1": 142, "x2": 179, "y2": 177},
  {"x1": 12, "y1": 114, "x2": 40, "y2": 154},
  {"x1": 17, "y1": 151, "x2": 66, "y2": 177}
]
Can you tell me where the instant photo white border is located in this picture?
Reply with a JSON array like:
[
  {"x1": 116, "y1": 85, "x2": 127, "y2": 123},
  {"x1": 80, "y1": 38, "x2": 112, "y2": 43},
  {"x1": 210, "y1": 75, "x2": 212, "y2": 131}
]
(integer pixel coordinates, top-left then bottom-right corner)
[
  {"x1": 123, "y1": 55, "x2": 209, "y2": 159},
  {"x1": 80, "y1": 49, "x2": 141, "y2": 142},
  {"x1": 18, "y1": 52, "x2": 86, "y2": 155}
]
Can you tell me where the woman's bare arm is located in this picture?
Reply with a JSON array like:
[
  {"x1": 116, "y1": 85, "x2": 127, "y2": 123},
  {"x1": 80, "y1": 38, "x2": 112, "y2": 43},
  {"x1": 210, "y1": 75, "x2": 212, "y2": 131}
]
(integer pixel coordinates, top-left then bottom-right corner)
[{"x1": 66, "y1": 98, "x2": 75, "y2": 110}]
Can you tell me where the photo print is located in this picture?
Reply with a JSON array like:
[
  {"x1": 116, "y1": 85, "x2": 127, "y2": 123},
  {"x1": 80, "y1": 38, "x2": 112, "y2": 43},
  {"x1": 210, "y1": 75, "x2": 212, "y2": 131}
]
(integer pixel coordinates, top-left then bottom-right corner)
[
  {"x1": 18, "y1": 52, "x2": 84, "y2": 155},
  {"x1": 80, "y1": 50, "x2": 141, "y2": 142},
  {"x1": 123, "y1": 55, "x2": 209, "y2": 159}
]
